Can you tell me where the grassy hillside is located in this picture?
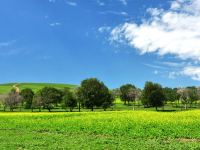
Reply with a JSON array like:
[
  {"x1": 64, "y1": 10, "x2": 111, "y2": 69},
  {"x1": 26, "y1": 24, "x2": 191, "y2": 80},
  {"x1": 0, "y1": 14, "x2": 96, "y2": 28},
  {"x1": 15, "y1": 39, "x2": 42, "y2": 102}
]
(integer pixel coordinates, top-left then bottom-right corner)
[
  {"x1": 0, "y1": 83, "x2": 77, "y2": 94},
  {"x1": 0, "y1": 110, "x2": 200, "y2": 149}
]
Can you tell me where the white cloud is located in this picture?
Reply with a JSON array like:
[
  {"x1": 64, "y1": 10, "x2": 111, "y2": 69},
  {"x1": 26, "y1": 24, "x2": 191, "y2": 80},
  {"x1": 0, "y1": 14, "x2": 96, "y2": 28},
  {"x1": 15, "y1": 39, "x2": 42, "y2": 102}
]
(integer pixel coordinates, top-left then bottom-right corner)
[
  {"x1": 66, "y1": 1, "x2": 77, "y2": 6},
  {"x1": 110, "y1": 0, "x2": 200, "y2": 61},
  {"x1": 49, "y1": 22, "x2": 61, "y2": 27},
  {"x1": 119, "y1": 0, "x2": 128, "y2": 5},
  {"x1": 182, "y1": 66, "x2": 200, "y2": 81}
]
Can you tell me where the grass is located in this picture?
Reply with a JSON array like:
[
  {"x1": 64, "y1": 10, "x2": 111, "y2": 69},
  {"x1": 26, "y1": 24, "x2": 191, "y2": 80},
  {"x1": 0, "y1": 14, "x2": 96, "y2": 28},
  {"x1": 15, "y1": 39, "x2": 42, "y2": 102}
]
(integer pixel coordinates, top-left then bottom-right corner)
[
  {"x1": 1, "y1": 110, "x2": 200, "y2": 149},
  {"x1": 0, "y1": 83, "x2": 77, "y2": 94}
]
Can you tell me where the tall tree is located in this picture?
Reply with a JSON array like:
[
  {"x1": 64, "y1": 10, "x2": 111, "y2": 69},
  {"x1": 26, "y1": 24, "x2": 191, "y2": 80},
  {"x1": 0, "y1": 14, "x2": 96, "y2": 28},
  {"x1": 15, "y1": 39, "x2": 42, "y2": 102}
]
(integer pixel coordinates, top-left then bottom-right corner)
[
  {"x1": 163, "y1": 87, "x2": 178, "y2": 105},
  {"x1": 77, "y1": 78, "x2": 113, "y2": 111},
  {"x1": 62, "y1": 88, "x2": 77, "y2": 112},
  {"x1": 120, "y1": 84, "x2": 136, "y2": 105},
  {"x1": 32, "y1": 91, "x2": 43, "y2": 112},
  {"x1": 142, "y1": 81, "x2": 165, "y2": 110},
  {"x1": 39, "y1": 87, "x2": 63, "y2": 112},
  {"x1": 149, "y1": 89, "x2": 165, "y2": 111},
  {"x1": 20, "y1": 88, "x2": 34, "y2": 109}
]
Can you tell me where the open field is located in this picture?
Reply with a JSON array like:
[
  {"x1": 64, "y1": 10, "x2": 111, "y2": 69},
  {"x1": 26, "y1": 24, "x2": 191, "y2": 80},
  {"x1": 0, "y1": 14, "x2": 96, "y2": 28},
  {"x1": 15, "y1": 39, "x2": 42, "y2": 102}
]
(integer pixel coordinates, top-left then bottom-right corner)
[
  {"x1": 0, "y1": 83, "x2": 77, "y2": 94},
  {"x1": 1, "y1": 110, "x2": 200, "y2": 149}
]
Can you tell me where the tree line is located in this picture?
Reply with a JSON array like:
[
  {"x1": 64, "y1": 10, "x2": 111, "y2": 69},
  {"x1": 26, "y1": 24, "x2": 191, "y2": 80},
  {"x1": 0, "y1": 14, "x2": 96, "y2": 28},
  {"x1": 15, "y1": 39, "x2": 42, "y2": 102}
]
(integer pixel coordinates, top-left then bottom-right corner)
[{"x1": 0, "y1": 78, "x2": 200, "y2": 112}]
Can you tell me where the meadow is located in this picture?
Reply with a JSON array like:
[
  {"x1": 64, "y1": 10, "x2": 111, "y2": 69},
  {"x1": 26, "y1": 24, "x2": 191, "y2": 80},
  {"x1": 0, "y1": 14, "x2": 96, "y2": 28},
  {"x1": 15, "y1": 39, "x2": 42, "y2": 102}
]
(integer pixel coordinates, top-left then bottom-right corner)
[
  {"x1": 1, "y1": 110, "x2": 200, "y2": 149},
  {"x1": 0, "y1": 83, "x2": 77, "y2": 94}
]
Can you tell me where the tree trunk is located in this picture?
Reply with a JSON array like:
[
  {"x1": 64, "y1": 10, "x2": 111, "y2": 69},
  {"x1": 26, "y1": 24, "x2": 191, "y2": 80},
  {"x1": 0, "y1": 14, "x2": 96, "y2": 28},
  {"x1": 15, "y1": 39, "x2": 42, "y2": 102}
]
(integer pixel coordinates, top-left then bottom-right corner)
[
  {"x1": 185, "y1": 104, "x2": 187, "y2": 110},
  {"x1": 91, "y1": 106, "x2": 93, "y2": 111},
  {"x1": 156, "y1": 106, "x2": 158, "y2": 111},
  {"x1": 78, "y1": 102, "x2": 81, "y2": 112}
]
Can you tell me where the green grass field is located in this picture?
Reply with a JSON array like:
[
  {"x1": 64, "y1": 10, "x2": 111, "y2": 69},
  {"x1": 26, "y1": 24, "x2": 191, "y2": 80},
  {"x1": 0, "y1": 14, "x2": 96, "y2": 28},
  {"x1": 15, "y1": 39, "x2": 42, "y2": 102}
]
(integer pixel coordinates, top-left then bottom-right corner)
[
  {"x1": 0, "y1": 83, "x2": 77, "y2": 94},
  {"x1": 1, "y1": 110, "x2": 200, "y2": 149}
]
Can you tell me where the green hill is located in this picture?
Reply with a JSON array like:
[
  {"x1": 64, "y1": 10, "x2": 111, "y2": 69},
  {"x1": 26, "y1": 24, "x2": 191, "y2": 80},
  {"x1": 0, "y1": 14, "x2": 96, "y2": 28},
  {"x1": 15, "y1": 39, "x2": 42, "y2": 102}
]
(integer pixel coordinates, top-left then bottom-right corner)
[{"x1": 0, "y1": 83, "x2": 78, "y2": 94}]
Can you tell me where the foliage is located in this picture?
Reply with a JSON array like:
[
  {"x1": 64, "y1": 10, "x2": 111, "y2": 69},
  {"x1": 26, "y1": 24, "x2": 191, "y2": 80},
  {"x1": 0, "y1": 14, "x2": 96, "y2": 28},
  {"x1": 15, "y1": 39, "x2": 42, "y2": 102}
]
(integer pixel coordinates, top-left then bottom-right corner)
[
  {"x1": 20, "y1": 88, "x2": 34, "y2": 109},
  {"x1": 32, "y1": 92, "x2": 43, "y2": 111},
  {"x1": 62, "y1": 88, "x2": 77, "y2": 112},
  {"x1": 77, "y1": 78, "x2": 113, "y2": 111},
  {"x1": 120, "y1": 84, "x2": 136, "y2": 105},
  {"x1": 39, "y1": 87, "x2": 63, "y2": 112},
  {"x1": 142, "y1": 81, "x2": 165, "y2": 109},
  {"x1": 163, "y1": 87, "x2": 178, "y2": 102},
  {"x1": 149, "y1": 89, "x2": 165, "y2": 110}
]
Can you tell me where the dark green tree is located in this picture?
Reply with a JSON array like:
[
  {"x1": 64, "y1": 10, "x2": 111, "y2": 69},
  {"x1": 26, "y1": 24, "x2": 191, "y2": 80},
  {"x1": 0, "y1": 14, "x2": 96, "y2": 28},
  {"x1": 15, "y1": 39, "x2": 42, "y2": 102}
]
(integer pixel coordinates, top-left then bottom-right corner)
[
  {"x1": 77, "y1": 78, "x2": 113, "y2": 111},
  {"x1": 39, "y1": 87, "x2": 62, "y2": 112},
  {"x1": 20, "y1": 88, "x2": 34, "y2": 109},
  {"x1": 142, "y1": 81, "x2": 165, "y2": 110},
  {"x1": 149, "y1": 89, "x2": 165, "y2": 111},
  {"x1": 163, "y1": 87, "x2": 178, "y2": 105},
  {"x1": 120, "y1": 84, "x2": 136, "y2": 105},
  {"x1": 63, "y1": 89, "x2": 77, "y2": 112},
  {"x1": 32, "y1": 91, "x2": 43, "y2": 112}
]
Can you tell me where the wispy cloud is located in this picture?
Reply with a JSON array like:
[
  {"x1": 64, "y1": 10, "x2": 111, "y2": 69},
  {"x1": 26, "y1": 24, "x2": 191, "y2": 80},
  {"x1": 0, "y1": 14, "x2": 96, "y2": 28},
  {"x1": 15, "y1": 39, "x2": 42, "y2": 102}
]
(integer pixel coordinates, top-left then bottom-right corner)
[
  {"x1": 0, "y1": 41, "x2": 14, "y2": 48},
  {"x1": 100, "y1": 11, "x2": 128, "y2": 16},
  {"x1": 49, "y1": 0, "x2": 56, "y2": 3},
  {"x1": 98, "y1": 26, "x2": 111, "y2": 33},
  {"x1": 49, "y1": 22, "x2": 61, "y2": 27},
  {"x1": 119, "y1": 0, "x2": 128, "y2": 6},
  {"x1": 143, "y1": 63, "x2": 167, "y2": 70},
  {"x1": 0, "y1": 40, "x2": 26, "y2": 56},
  {"x1": 97, "y1": 0, "x2": 105, "y2": 6},
  {"x1": 66, "y1": 1, "x2": 77, "y2": 6}
]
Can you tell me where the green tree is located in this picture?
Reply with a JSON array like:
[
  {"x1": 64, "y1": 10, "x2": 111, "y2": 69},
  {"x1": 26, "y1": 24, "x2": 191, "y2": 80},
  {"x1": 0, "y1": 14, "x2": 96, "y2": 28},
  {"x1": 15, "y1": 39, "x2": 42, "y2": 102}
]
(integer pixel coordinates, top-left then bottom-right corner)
[
  {"x1": 77, "y1": 78, "x2": 113, "y2": 111},
  {"x1": 142, "y1": 81, "x2": 165, "y2": 110},
  {"x1": 187, "y1": 87, "x2": 199, "y2": 107},
  {"x1": 120, "y1": 84, "x2": 136, "y2": 105},
  {"x1": 74, "y1": 87, "x2": 84, "y2": 112},
  {"x1": 163, "y1": 87, "x2": 178, "y2": 105},
  {"x1": 40, "y1": 87, "x2": 62, "y2": 112},
  {"x1": 149, "y1": 89, "x2": 165, "y2": 111},
  {"x1": 20, "y1": 88, "x2": 34, "y2": 109},
  {"x1": 32, "y1": 91, "x2": 43, "y2": 112},
  {"x1": 63, "y1": 89, "x2": 77, "y2": 112}
]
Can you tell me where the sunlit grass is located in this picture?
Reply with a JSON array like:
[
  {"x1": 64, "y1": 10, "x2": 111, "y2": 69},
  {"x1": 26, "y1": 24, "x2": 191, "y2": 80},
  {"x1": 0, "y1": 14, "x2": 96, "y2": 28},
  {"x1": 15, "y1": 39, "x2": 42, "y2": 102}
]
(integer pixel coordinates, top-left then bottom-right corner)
[{"x1": 1, "y1": 110, "x2": 200, "y2": 149}]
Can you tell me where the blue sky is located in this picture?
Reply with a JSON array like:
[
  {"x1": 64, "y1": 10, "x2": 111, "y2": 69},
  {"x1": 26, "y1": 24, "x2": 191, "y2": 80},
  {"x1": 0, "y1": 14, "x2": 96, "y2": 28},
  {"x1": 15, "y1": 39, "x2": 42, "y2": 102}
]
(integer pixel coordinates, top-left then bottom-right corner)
[{"x1": 1, "y1": 0, "x2": 200, "y2": 88}]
